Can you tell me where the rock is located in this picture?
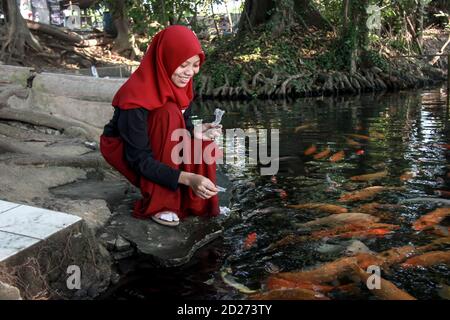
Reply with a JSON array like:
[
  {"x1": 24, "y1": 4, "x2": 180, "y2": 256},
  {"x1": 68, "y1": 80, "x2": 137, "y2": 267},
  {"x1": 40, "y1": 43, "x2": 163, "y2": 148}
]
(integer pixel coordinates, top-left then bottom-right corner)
[
  {"x1": 114, "y1": 236, "x2": 131, "y2": 252},
  {"x1": 0, "y1": 281, "x2": 22, "y2": 300},
  {"x1": 113, "y1": 248, "x2": 135, "y2": 260},
  {"x1": 106, "y1": 238, "x2": 117, "y2": 251},
  {"x1": 107, "y1": 214, "x2": 223, "y2": 267},
  {"x1": 48, "y1": 199, "x2": 111, "y2": 232},
  {"x1": 102, "y1": 168, "x2": 232, "y2": 267}
]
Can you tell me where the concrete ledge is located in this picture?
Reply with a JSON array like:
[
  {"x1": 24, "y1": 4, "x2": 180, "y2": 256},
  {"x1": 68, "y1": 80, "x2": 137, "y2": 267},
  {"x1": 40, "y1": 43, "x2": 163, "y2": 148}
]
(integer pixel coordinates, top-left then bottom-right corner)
[
  {"x1": 0, "y1": 200, "x2": 112, "y2": 299},
  {"x1": 0, "y1": 200, "x2": 81, "y2": 262}
]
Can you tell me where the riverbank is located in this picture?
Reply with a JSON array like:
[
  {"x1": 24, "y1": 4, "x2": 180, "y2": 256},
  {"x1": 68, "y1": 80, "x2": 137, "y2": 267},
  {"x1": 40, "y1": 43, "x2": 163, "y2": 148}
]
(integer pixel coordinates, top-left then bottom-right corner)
[{"x1": 196, "y1": 28, "x2": 449, "y2": 99}]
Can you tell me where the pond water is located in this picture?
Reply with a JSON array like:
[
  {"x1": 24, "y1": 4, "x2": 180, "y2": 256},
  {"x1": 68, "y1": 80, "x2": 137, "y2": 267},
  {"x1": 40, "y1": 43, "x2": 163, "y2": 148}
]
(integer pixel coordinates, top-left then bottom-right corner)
[{"x1": 106, "y1": 86, "x2": 450, "y2": 300}]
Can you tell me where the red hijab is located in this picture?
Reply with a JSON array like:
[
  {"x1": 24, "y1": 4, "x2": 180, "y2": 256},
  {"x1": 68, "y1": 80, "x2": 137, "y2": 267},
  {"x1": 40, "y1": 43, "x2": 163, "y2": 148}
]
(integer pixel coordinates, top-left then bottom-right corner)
[{"x1": 112, "y1": 25, "x2": 205, "y2": 111}]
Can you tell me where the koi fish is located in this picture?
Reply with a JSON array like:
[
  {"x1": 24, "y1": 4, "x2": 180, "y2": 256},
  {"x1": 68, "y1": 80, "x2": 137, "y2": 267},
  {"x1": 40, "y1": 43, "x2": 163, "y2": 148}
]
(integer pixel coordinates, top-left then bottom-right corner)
[
  {"x1": 412, "y1": 207, "x2": 450, "y2": 231},
  {"x1": 265, "y1": 234, "x2": 306, "y2": 252},
  {"x1": 355, "y1": 202, "x2": 406, "y2": 220},
  {"x1": 400, "y1": 171, "x2": 416, "y2": 181},
  {"x1": 313, "y1": 148, "x2": 331, "y2": 160},
  {"x1": 304, "y1": 145, "x2": 317, "y2": 156},
  {"x1": 434, "y1": 190, "x2": 450, "y2": 198},
  {"x1": 376, "y1": 245, "x2": 419, "y2": 268},
  {"x1": 244, "y1": 232, "x2": 257, "y2": 250},
  {"x1": 221, "y1": 268, "x2": 257, "y2": 294},
  {"x1": 356, "y1": 202, "x2": 406, "y2": 214},
  {"x1": 294, "y1": 123, "x2": 315, "y2": 133},
  {"x1": 370, "y1": 131, "x2": 385, "y2": 140},
  {"x1": 275, "y1": 189, "x2": 288, "y2": 199},
  {"x1": 346, "y1": 134, "x2": 370, "y2": 140},
  {"x1": 352, "y1": 266, "x2": 416, "y2": 300},
  {"x1": 311, "y1": 223, "x2": 398, "y2": 240},
  {"x1": 355, "y1": 149, "x2": 365, "y2": 155},
  {"x1": 266, "y1": 276, "x2": 335, "y2": 293},
  {"x1": 250, "y1": 288, "x2": 330, "y2": 300},
  {"x1": 436, "y1": 143, "x2": 450, "y2": 150},
  {"x1": 275, "y1": 254, "x2": 382, "y2": 284},
  {"x1": 430, "y1": 225, "x2": 450, "y2": 237},
  {"x1": 287, "y1": 203, "x2": 348, "y2": 214},
  {"x1": 297, "y1": 212, "x2": 380, "y2": 229},
  {"x1": 333, "y1": 228, "x2": 394, "y2": 239},
  {"x1": 329, "y1": 150, "x2": 345, "y2": 162},
  {"x1": 346, "y1": 138, "x2": 362, "y2": 147},
  {"x1": 350, "y1": 170, "x2": 388, "y2": 182},
  {"x1": 401, "y1": 251, "x2": 450, "y2": 268},
  {"x1": 338, "y1": 186, "x2": 404, "y2": 203}
]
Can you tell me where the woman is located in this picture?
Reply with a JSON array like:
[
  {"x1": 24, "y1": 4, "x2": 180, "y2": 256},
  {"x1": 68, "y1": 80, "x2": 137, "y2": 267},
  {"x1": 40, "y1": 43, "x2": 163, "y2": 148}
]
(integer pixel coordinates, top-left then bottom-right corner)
[{"x1": 100, "y1": 25, "x2": 222, "y2": 227}]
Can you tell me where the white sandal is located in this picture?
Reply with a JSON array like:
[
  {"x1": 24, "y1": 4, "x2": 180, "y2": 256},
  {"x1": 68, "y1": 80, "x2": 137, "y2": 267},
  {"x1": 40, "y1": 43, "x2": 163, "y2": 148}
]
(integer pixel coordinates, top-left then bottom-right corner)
[{"x1": 151, "y1": 211, "x2": 180, "y2": 227}]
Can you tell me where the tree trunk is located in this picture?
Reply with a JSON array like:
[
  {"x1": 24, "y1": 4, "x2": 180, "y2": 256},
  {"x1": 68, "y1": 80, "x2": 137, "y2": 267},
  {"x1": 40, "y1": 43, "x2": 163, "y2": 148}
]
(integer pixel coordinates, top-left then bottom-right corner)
[
  {"x1": 111, "y1": 0, "x2": 141, "y2": 59},
  {"x1": 237, "y1": 0, "x2": 331, "y2": 35},
  {"x1": 339, "y1": 0, "x2": 370, "y2": 73},
  {"x1": 237, "y1": 0, "x2": 275, "y2": 33},
  {"x1": 1, "y1": 0, "x2": 42, "y2": 63},
  {"x1": 224, "y1": 0, "x2": 233, "y2": 33},
  {"x1": 210, "y1": 3, "x2": 221, "y2": 37},
  {"x1": 416, "y1": 0, "x2": 425, "y2": 53}
]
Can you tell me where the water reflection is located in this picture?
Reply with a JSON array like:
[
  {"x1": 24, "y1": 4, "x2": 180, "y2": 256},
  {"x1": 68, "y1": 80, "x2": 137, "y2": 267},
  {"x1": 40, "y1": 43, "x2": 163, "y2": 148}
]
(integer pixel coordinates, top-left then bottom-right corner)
[{"x1": 191, "y1": 86, "x2": 449, "y2": 300}]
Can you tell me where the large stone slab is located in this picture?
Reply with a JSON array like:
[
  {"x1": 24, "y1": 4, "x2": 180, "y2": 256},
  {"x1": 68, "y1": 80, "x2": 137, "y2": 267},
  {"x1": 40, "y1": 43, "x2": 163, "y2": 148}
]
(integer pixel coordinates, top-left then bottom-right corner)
[{"x1": 101, "y1": 166, "x2": 233, "y2": 267}]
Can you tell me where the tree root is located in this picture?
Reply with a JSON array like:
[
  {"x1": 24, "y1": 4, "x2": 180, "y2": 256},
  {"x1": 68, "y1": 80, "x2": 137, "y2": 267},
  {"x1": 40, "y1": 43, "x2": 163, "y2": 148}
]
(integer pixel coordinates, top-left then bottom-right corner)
[
  {"x1": 0, "y1": 153, "x2": 108, "y2": 169},
  {"x1": 0, "y1": 105, "x2": 100, "y2": 141}
]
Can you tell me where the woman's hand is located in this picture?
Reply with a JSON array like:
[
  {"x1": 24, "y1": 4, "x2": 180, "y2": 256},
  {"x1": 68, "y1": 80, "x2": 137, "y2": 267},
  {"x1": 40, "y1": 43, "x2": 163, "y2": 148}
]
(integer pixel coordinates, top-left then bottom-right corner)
[
  {"x1": 193, "y1": 123, "x2": 222, "y2": 141},
  {"x1": 178, "y1": 172, "x2": 218, "y2": 199}
]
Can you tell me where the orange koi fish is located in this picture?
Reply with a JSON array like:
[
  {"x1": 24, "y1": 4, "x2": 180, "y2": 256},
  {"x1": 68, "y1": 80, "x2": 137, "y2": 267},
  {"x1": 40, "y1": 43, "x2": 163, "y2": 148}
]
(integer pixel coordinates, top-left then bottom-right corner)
[
  {"x1": 338, "y1": 186, "x2": 404, "y2": 202},
  {"x1": 266, "y1": 276, "x2": 335, "y2": 293},
  {"x1": 329, "y1": 151, "x2": 345, "y2": 162},
  {"x1": 250, "y1": 288, "x2": 330, "y2": 300},
  {"x1": 401, "y1": 251, "x2": 450, "y2": 268},
  {"x1": 275, "y1": 254, "x2": 383, "y2": 285},
  {"x1": 434, "y1": 190, "x2": 450, "y2": 198},
  {"x1": 352, "y1": 266, "x2": 416, "y2": 300},
  {"x1": 313, "y1": 148, "x2": 331, "y2": 160},
  {"x1": 345, "y1": 138, "x2": 362, "y2": 147},
  {"x1": 294, "y1": 123, "x2": 315, "y2": 133},
  {"x1": 304, "y1": 145, "x2": 317, "y2": 156},
  {"x1": 287, "y1": 203, "x2": 348, "y2": 214},
  {"x1": 356, "y1": 202, "x2": 406, "y2": 214},
  {"x1": 412, "y1": 207, "x2": 450, "y2": 231},
  {"x1": 350, "y1": 170, "x2": 388, "y2": 182},
  {"x1": 370, "y1": 131, "x2": 385, "y2": 140},
  {"x1": 244, "y1": 232, "x2": 257, "y2": 250},
  {"x1": 400, "y1": 171, "x2": 416, "y2": 181},
  {"x1": 311, "y1": 223, "x2": 398, "y2": 240},
  {"x1": 346, "y1": 134, "x2": 370, "y2": 141}
]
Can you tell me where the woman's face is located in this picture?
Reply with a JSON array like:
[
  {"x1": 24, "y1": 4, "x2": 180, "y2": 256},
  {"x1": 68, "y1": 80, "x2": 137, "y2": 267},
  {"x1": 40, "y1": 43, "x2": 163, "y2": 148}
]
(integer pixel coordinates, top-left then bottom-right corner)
[{"x1": 171, "y1": 55, "x2": 201, "y2": 88}]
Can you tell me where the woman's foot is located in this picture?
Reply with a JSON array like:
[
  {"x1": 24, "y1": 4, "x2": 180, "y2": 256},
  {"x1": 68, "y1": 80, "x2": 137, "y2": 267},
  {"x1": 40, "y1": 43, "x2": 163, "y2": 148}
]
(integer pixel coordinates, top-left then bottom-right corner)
[{"x1": 151, "y1": 211, "x2": 180, "y2": 227}]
